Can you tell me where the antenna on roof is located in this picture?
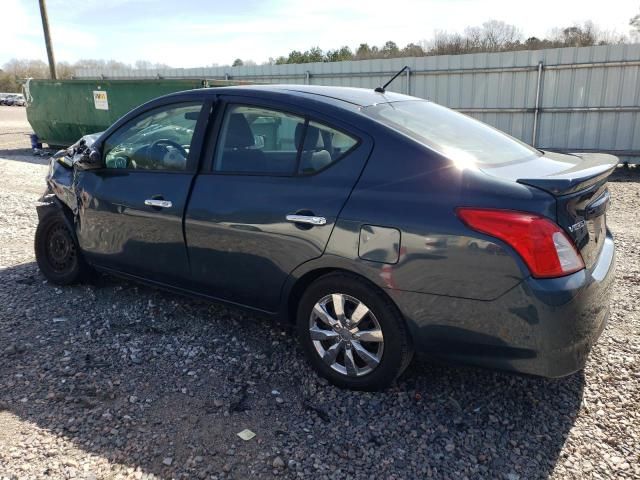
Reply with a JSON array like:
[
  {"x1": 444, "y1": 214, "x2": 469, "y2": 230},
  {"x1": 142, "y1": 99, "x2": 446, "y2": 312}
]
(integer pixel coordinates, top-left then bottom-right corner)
[{"x1": 375, "y1": 66, "x2": 409, "y2": 93}]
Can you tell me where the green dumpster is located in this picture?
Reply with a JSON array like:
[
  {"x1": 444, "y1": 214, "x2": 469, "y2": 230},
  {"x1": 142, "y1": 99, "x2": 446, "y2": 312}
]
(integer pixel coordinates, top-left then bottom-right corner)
[{"x1": 25, "y1": 78, "x2": 239, "y2": 147}]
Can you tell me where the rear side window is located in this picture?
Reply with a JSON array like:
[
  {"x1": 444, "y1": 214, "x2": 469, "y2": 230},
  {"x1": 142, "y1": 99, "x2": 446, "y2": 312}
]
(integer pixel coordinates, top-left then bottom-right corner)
[
  {"x1": 298, "y1": 121, "x2": 358, "y2": 175},
  {"x1": 214, "y1": 105, "x2": 305, "y2": 174},
  {"x1": 214, "y1": 104, "x2": 358, "y2": 175},
  {"x1": 363, "y1": 100, "x2": 541, "y2": 167}
]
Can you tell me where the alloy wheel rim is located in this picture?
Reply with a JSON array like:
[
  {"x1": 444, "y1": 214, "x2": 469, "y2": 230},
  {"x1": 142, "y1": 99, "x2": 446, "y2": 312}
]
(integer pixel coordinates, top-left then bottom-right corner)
[{"x1": 309, "y1": 293, "x2": 384, "y2": 377}]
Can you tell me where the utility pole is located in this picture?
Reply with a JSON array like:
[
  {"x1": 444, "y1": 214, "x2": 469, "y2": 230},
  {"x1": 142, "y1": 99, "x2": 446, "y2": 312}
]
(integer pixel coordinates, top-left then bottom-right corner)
[{"x1": 38, "y1": 0, "x2": 57, "y2": 79}]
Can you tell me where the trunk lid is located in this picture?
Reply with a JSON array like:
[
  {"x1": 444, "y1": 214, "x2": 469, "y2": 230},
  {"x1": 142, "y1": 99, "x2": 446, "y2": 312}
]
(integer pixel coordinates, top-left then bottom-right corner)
[{"x1": 481, "y1": 151, "x2": 618, "y2": 269}]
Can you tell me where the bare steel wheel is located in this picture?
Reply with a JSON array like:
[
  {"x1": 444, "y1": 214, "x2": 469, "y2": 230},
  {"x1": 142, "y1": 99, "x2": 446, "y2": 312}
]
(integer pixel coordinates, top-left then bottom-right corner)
[
  {"x1": 35, "y1": 209, "x2": 89, "y2": 285},
  {"x1": 45, "y1": 223, "x2": 77, "y2": 273},
  {"x1": 297, "y1": 272, "x2": 413, "y2": 391},
  {"x1": 310, "y1": 294, "x2": 384, "y2": 377}
]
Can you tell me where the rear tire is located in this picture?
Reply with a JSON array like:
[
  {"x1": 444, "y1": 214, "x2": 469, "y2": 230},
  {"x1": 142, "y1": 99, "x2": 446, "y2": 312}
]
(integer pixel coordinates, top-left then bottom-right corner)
[
  {"x1": 34, "y1": 209, "x2": 88, "y2": 285},
  {"x1": 297, "y1": 272, "x2": 413, "y2": 391}
]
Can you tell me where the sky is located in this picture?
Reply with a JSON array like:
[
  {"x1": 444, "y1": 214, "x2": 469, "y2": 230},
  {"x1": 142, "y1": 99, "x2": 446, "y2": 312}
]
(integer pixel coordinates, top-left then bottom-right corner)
[{"x1": 1, "y1": 0, "x2": 639, "y2": 68}]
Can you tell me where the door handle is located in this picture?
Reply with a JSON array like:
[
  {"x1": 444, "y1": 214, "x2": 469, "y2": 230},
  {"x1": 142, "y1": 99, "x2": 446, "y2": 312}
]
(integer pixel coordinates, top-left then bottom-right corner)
[
  {"x1": 286, "y1": 214, "x2": 327, "y2": 226},
  {"x1": 144, "y1": 199, "x2": 173, "y2": 208}
]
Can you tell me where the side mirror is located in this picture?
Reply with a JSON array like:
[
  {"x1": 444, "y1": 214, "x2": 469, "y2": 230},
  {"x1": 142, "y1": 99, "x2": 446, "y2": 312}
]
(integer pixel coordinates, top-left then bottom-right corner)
[
  {"x1": 89, "y1": 149, "x2": 101, "y2": 164},
  {"x1": 76, "y1": 148, "x2": 102, "y2": 170}
]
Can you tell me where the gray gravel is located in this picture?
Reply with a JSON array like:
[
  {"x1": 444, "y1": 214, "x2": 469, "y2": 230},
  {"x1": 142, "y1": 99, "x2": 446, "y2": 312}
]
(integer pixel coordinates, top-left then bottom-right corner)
[{"x1": 0, "y1": 106, "x2": 638, "y2": 479}]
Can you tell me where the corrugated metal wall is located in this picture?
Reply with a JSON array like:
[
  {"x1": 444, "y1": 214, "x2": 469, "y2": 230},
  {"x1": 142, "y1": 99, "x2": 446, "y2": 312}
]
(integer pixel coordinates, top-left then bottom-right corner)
[{"x1": 75, "y1": 44, "x2": 640, "y2": 163}]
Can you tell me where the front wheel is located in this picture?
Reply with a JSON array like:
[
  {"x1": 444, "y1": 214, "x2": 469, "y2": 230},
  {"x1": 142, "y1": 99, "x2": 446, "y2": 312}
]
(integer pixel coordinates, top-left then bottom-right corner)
[
  {"x1": 297, "y1": 273, "x2": 413, "y2": 391},
  {"x1": 34, "y1": 210, "x2": 88, "y2": 285}
]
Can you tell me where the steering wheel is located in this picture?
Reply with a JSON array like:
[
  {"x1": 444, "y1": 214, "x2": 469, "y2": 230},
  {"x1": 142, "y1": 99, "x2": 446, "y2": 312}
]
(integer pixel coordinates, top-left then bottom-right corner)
[{"x1": 149, "y1": 138, "x2": 188, "y2": 158}]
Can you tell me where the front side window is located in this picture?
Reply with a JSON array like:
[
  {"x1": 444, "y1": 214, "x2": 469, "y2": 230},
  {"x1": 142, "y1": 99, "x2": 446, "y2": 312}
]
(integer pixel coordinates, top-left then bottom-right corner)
[
  {"x1": 104, "y1": 103, "x2": 203, "y2": 171},
  {"x1": 363, "y1": 100, "x2": 541, "y2": 167}
]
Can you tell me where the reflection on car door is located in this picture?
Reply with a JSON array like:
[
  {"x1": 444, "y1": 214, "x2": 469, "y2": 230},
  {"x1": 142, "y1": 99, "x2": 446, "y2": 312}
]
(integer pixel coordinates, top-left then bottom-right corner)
[
  {"x1": 76, "y1": 100, "x2": 210, "y2": 283},
  {"x1": 185, "y1": 97, "x2": 372, "y2": 311}
]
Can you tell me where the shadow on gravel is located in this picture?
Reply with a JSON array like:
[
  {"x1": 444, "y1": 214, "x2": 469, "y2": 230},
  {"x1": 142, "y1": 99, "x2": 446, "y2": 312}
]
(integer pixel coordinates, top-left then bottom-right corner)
[
  {"x1": 0, "y1": 261, "x2": 584, "y2": 479},
  {"x1": 0, "y1": 148, "x2": 52, "y2": 165},
  {"x1": 609, "y1": 166, "x2": 640, "y2": 183}
]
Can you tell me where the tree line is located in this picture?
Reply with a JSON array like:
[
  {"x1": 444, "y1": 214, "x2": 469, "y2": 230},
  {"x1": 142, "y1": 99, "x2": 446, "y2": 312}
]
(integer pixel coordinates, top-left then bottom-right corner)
[
  {"x1": 238, "y1": 20, "x2": 633, "y2": 66},
  {"x1": 0, "y1": 59, "x2": 170, "y2": 93},
  {"x1": 1, "y1": 17, "x2": 639, "y2": 92}
]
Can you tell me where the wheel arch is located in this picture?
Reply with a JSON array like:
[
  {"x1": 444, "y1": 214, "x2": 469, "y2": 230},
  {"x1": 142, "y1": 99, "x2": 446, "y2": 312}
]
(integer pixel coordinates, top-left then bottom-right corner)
[
  {"x1": 287, "y1": 262, "x2": 416, "y2": 390},
  {"x1": 36, "y1": 197, "x2": 79, "y2": 247},
  {"x1": 283, "y1": 262, "x2": 410, "y2": 337}
]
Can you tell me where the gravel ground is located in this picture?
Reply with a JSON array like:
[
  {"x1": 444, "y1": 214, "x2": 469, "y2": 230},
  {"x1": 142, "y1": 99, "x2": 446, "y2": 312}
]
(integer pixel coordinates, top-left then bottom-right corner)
[{"x1": 0, "y1": 106, "x2": 638, "y2": 479}]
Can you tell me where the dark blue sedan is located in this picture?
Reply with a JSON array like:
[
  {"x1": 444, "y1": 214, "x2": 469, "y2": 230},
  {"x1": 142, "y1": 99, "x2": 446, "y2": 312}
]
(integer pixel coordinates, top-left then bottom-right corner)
[{"x1": 35, "y1": 85, "x2": 616, "y2": 390}]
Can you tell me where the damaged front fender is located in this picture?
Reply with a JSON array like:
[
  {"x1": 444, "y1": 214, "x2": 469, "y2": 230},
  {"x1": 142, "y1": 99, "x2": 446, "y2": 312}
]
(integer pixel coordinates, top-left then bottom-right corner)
[
  {"x1": 36, "y1": 158, "x2": 84, "y2": 253},
  {"x1": 37, "y1": 131, "x2": 103, "y2": 240},
  {"x1": 43, "y1": 155, "x2": 79, "y2": 216},
  {"x1": 40, "y1": 131, "x2": 104, "y2": 218},
  {"x1": 35, "y1": 194, "x2": 77, "y2": 238}
]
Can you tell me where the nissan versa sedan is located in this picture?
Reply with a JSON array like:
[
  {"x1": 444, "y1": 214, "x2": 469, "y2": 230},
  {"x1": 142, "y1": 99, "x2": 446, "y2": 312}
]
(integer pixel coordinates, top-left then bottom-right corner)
[{"x1": 35, "y1": 85, "x2": 616, "y2": 390}]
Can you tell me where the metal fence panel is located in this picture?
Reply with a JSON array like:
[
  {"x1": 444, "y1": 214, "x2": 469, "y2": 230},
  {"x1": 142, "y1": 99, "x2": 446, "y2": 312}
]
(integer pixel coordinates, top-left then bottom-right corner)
[{"x1": 75, "y1": 44, "x2": 640, "y2": 163}]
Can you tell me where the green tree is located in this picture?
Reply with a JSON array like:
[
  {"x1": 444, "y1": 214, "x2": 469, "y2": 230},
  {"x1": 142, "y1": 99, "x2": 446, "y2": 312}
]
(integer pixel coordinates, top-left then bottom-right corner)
[
  {"x1": 326, "y1": 46, "x2": 354, "y2": 62},
  {"x1": 355, "y1": 43, "x2": 373, "y2": 59},
  {"x1": 232, "y1": 58, "x2": 244, "y2": 67},
  {"x1": 286, "y1": 50, "x2": 305, "y2": 63},
  {"x1": 306, "y1": 47, "x2": 325, "y2": 63},
  {"x1": 381, "y1": 41, "x2": 400, "y2": 58},
  {"x1": 401, "y1": 43, "x2": 425, "y2": 57}
]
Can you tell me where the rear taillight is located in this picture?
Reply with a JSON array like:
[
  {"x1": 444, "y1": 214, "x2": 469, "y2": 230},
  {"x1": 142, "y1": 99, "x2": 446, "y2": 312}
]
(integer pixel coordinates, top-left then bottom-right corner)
[{"x1": 456, "y1": 208, "x2": 584, "y2": 278}]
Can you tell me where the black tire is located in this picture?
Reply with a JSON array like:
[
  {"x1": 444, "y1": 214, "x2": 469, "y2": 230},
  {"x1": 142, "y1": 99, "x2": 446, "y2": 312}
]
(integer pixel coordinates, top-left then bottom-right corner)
[
  {"x1": 297, "y1": 272, "x2": 413, "y2": 391},
  {"x1": 34, "y1": 209, "x2": 88, "y2": 285}
]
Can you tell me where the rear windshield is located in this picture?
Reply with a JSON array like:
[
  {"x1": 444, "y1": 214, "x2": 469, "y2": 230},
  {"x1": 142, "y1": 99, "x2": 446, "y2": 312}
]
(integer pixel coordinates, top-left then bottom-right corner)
[{"x1": 363, "y1": 100, "x2": 541, "y2": 166}]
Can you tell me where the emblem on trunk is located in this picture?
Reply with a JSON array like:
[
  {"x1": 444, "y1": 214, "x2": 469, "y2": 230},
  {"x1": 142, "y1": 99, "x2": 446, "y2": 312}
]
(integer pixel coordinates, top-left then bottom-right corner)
[{"x1": 568, "y1": 220, "x2": 586, "y2": 232}]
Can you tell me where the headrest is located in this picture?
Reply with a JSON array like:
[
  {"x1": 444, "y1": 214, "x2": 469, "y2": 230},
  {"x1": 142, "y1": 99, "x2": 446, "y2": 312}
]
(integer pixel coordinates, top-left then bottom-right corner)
[
  {"x1": 295, "y1": 123, "x2": 324, "y2": 150},
  {"x1": 226, "y1": 113, "x2": 255, "y2": 148}
]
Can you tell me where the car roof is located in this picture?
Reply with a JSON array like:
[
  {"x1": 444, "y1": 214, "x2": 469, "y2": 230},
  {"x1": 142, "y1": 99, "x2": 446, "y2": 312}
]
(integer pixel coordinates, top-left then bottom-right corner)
[{"x1": 201, "y1": 85, "x2": 416, "y2": 107}]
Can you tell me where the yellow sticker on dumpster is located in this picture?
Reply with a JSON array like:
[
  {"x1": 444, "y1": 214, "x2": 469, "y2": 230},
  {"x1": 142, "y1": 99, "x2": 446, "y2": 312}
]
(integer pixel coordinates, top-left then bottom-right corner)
[{"x1": 93, "y1": 90, "x2": 109, "y2": 110}]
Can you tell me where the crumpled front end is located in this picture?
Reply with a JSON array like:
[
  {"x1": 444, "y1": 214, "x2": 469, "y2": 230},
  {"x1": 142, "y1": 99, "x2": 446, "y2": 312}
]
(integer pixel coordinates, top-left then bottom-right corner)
[{"x1": 36, "y1": 132, "x2": 102, "y2": 219}]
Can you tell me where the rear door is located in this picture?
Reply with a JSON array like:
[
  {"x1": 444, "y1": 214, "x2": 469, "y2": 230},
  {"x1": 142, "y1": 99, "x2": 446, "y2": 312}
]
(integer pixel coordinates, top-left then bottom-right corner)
[
  {"x1": 76, "y1": 99, "x2": 210, "y2": 283},
  {"x1": 184, "y1": 96, "x2": 372, "y2": 311}
]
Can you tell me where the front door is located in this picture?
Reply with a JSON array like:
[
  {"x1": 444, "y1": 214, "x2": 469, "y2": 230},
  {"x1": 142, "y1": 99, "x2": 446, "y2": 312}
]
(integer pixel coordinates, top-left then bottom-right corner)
[
  {"x1": 76, "y1": 100, "x2": 208, "y2": 283},
  {"x1": 185, "y1": 98, "x2": 372, "y2": 311}
]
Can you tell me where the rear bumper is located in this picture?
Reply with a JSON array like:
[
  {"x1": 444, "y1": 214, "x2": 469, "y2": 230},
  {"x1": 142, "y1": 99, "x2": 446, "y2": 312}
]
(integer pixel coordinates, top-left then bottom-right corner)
[{"x1": 391, "y1": 232, "x2": 615, "y2": 377}]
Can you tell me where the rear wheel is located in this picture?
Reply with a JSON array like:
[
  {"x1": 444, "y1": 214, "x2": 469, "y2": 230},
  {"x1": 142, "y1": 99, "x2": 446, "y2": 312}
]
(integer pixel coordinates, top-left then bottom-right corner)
[
  {"x1": 297, "y1": 272, "x2": 413, "y2": 390},
  {"x1": 35, "y1": 210, "x2": 88, "y2": 285}
]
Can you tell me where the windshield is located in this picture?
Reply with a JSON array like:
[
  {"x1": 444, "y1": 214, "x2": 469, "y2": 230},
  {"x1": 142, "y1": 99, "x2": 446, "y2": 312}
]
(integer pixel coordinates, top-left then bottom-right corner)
[{"x1": 363, "y1": 100, "x2": 541, "y2": 167}]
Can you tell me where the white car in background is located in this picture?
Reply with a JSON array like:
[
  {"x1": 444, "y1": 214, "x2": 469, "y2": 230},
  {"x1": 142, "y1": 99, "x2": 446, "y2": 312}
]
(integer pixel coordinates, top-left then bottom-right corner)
[{"x1": 2, "y1": 94, "x2": 26, "y2": 106}]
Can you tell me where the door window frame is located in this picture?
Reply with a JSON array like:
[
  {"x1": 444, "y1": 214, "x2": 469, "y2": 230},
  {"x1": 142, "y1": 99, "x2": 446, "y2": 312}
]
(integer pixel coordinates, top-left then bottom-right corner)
[
  {"x1": 94, "y1": 97, "x2": 213, "y2": 174},
  {"x1": 202, "y1": 95, "x2": 362, "y2": 177}
]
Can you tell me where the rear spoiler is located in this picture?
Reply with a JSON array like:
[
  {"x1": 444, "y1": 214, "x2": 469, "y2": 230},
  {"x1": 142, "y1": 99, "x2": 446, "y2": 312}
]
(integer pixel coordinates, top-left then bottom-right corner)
[{"x1": 517, "y1": 152, "x2": 619, "y2": 196}]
